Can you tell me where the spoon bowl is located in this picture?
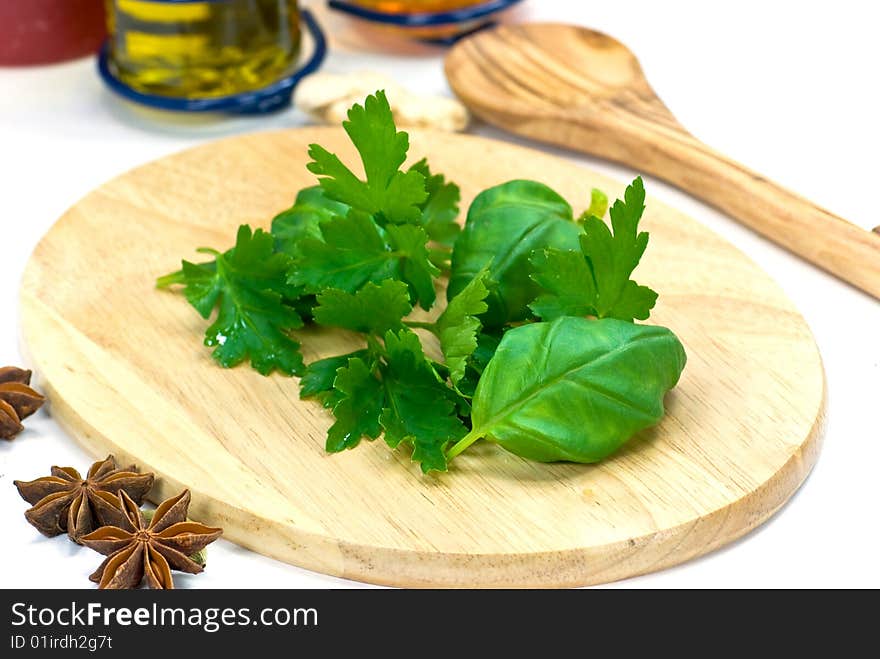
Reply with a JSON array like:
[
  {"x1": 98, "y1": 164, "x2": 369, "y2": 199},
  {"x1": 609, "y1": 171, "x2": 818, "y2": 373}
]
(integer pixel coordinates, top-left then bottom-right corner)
[{"x1": 446, "y1": 22, "x2": 880, "y2": 299}]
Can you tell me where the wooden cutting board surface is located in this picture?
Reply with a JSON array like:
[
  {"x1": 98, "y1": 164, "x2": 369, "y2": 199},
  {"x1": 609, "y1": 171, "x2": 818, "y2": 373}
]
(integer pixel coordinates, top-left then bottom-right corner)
[{"x1": 19, "y1": 128, "x2": 825, "y2": 587}]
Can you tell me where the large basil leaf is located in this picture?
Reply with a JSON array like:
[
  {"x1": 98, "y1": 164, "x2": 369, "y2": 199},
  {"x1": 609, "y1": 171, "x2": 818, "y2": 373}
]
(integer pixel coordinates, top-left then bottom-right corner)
[
  {"x1": 447, "y1": 180, "x2": 581, "y2": 328},
  {"x1": 467, "y1": 317, "x2": 686, "y2": 463}
]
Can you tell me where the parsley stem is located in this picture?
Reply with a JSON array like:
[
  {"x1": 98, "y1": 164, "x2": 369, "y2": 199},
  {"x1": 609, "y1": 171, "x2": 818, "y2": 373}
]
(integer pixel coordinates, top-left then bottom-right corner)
[
  {"x1": 446, "y1": 428, "x2": 484, "y2": 460},
  {"x1": 366, "y1": 335, "x2": 386, "y2": 359},
  {"x1": 155, "y1": 271, "x2": 186, "y2": 288},
  {"x1": 404, "y1": 321, "x2": 436, "y2": 332}
]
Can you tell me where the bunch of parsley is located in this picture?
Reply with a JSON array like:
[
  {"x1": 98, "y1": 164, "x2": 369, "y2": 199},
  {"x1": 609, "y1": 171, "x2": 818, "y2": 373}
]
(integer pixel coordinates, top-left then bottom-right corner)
[{"x1": 159, "y1": 91, "x2": 686, "y2": 473}]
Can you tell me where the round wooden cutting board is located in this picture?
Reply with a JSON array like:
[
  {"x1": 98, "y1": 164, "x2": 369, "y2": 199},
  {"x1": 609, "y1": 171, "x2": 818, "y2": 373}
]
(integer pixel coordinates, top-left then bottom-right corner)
[{"x1": 19, "y1": 128, "x2": 825, "y2": 587}]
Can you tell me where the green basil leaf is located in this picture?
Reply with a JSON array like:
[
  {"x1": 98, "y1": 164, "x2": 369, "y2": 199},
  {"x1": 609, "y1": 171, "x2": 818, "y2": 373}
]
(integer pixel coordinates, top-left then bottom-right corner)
[
  {"x1": 461, "y1": 317, "x2": 686, "y2": 463},
  {"x1": 448, "y1": 180, "x2": 581, "y2": 327},
  {"x1": 581, "y1": 187, "x2": 609, "y2": 222}
]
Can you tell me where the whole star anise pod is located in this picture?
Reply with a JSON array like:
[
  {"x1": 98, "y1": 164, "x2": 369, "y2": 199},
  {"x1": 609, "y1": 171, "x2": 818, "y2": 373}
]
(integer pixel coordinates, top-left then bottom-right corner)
[
  {"x1": 0, "y1": 366, "x2": 45, "y2": 440},
  {"x1": 81, "y1": 489, "x2": 222, "y2": 589},
  {"x1": 14, "y1": 456, "x2": 155, "y2": 542}
]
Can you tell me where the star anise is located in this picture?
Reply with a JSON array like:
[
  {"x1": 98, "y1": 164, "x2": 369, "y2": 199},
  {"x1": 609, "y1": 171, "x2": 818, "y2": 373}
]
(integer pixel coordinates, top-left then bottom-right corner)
[
  {"x1": 0, "y1": 366, "x2": 45, "y2": 440},
  {"x1": 0, "y1": 366, "x2": 32, "y2": 384},
  {"x1": 14, "y1": 456, "x2": 155, "y2": 542},
  {"x1": 81, "y1": 489, "x2": 222, "y2": 590}
]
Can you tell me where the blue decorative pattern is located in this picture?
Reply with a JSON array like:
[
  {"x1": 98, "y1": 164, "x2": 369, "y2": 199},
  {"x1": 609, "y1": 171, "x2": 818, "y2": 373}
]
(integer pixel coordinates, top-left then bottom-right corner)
[{"x1": 97, "y1": 9, "x2": 326, "y2": 114}]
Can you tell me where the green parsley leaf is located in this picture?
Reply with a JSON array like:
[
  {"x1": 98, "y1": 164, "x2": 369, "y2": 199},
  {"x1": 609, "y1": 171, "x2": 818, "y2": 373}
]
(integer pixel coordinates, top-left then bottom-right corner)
[
  {"x1": 326, "y1": 358, "x2": 384, "y2": 452},
  {"x1": 530, "y1": 177, "x2": 658, "y2": 322},
  {"x1": 290, "y1": 211, "x2": 438, "y2": 309},
  {"x1": 409, "y1": 158, "x2": 461, "y2": 246},
  {"x1": 272, "y1": 186, "x2": 350, "y2": 258},
  {"x1": 587, "y1": 177, "x2": 656, "y2": 319},
  {"x1": 307, "y1": 91, "x2": 427, "y2": 225},
  {"x1": 168, "y1": 260, "x2": 217, "y2": 317},
  {"x1": 313, "y1": 280, "x2": 412, "y2": 335},
  {"x1": 300, "y1": 349, "x2": 369, "y2": 407},
  {"x1": 160, "y1": 225, "x2": 305, "y2": 376},
  {"x1": 529, "y1": 248, "x2": 595, "y2": 320},
  {"x1": 435, "y1": 268, "x2": 490, "y2": 387},
  {"x1": 379, "y1": 330, "x2": 468, "y2": 473},
  {"x1": 386, "y1": 224, "x2": 439, "y2": 309},
  {"x1": 289, "y1": 210, "x2": 397, "y2": 294}
]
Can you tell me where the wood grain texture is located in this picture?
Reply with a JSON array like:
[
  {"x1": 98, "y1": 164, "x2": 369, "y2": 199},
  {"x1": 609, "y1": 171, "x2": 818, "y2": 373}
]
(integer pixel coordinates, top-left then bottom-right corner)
[
  {"x1": 19, "y1": 128, "x2": 825, "y2": 587},
  {"x1": 445, "y1": 22, "x2": 880, "y2": 299}
]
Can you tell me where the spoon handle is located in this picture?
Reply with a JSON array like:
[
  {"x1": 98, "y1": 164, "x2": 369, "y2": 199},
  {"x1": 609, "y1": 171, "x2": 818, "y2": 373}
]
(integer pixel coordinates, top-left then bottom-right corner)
[{"x1": 599, "y1": 119, "x2": 880, "y2": 298}]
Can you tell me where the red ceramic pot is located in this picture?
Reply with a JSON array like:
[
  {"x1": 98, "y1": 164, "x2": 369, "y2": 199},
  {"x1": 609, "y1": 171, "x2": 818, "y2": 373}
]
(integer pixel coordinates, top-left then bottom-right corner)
[{"x1": 0, "y1": 0, "x2": 106, "y2": 66}]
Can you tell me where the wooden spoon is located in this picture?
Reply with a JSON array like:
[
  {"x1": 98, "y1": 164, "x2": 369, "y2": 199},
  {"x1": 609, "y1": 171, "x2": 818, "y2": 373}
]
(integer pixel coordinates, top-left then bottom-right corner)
[{"x1": 445, "y1": 23, "x2": 880, "y2": 299}]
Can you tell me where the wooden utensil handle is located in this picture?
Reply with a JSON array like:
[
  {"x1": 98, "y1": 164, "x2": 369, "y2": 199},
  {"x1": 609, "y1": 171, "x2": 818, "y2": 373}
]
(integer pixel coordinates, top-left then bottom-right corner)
[{"x1": 612, "y1": 120, "x2": 880, "y2": 298}]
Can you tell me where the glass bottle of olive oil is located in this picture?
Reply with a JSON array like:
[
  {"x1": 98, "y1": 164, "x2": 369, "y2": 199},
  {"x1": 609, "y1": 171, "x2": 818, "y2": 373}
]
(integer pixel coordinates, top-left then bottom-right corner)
[{"x1": 105, "y1": 0, "x2": 301, "y2": 99}]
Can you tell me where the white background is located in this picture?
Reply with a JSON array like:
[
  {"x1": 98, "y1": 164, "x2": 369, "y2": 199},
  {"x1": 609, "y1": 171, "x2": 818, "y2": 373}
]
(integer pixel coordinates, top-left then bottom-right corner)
[{"x1": 1, "y1": 0, "x2": 878, "y2": 588}]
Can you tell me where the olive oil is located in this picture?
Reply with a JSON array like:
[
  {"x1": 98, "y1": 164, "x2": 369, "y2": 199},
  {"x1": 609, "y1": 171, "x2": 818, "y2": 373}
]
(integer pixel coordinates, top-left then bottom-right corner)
[{"x1": 105, "y1": 0, "x2": 301, "y2": 98}]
